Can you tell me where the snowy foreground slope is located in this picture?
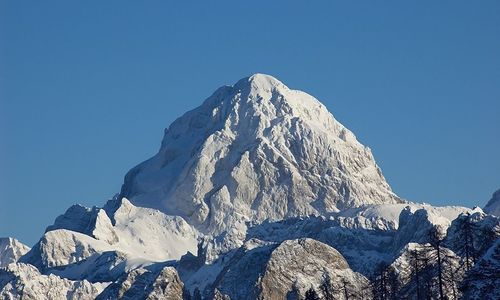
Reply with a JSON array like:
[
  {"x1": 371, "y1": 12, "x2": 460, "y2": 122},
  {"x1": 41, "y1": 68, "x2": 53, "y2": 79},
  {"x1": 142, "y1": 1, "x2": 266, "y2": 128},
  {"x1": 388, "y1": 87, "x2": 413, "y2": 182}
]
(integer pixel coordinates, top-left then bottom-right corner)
[{"x1": 1, "y1": 74, "x2": 499, "y2": 300}]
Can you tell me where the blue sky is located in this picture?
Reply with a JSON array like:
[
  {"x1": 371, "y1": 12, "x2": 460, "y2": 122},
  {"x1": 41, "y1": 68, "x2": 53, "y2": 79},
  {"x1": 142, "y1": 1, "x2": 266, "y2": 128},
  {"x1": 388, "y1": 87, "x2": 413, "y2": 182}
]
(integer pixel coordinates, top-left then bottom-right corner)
[{"x1": 1, "y1": 1, "x2": 499, "y2": 245}]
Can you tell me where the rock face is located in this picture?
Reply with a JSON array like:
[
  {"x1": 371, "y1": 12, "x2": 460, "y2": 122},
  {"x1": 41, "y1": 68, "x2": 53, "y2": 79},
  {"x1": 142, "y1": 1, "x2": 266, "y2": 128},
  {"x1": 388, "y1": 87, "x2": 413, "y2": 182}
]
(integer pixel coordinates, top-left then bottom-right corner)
[
  {"x1": 206, "y1": 238, "x2": 369, "y2": 300},
  {"x1": 259, "y1": 238, "x2": 370, "y2": 300},
  {"x1": 0, "y1": 238, "x2": 30, "y2": 268},
  {"x1": 484, "y1": 189, "x2": 500, "y2": 216},
  {"x1": 96, "y1": 266, "x2": 184, "y2": 300},
  {"x1": 120, "y1": 74, "x2": 400, "y2": 235}
]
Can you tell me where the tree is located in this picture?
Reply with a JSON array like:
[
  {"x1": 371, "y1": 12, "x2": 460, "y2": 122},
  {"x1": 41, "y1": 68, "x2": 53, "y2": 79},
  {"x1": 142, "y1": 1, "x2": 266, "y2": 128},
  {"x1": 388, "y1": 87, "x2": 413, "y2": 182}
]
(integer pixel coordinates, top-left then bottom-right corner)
[
  {"x1": 409, "y1": 248, "x2": 424, "y2": 299},
  {"x1": 304, "y1": 287, "x2": 320, "y2": 300},
  {"x1": 371, "y1": 263, "x2": 399, "y2": 300},
  {"x1": 386, "y1": 266, "x2": 399, "y2": 299},
  {"x1": 460, "y1": 241, "x2": 500, "y2": 299},
  {"x1": 427, "y1": 226, "x2": 465, "y2": 300},
  {"x1": 319, "y1": 274, "x2": 335, "y2": 300},
  {"x1": 192, "y1": 288, "x2": 202, "y2": 300},
  {"x1": 429, "y1": 226, "x2": 446, "y2": 300},
  {"x1": 371, "y1": 263, "x2": 387, "y2": 300},
  {"x1": 454, "y1": 213, "x2": 476, "y2": 271},
  {"x1": 342, "y1": 280, "x2": 349, "y2": 300}
]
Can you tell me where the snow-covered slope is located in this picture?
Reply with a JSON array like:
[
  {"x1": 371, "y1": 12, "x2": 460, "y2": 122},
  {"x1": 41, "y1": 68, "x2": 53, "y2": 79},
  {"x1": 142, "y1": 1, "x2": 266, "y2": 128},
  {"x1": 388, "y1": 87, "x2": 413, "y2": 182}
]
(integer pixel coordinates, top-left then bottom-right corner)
[
  {"x1": 0, "y1": 238, "x2": 30, "y2": 268},
  {"x1": 484, "y1": 189, "x2": 500, "y2": 216},
  {"x1": 45, "y1": 198, "x2": 199, "y2": 263},
  {"x1": 120, "y1": 74, "x2": 400, "y2": 235},
  {"x1": 96, "y1": 265, "x2": 184, "y2": 300},
  {"x1": 19, "y1": 198, "x2": 199, "y2": 284}
]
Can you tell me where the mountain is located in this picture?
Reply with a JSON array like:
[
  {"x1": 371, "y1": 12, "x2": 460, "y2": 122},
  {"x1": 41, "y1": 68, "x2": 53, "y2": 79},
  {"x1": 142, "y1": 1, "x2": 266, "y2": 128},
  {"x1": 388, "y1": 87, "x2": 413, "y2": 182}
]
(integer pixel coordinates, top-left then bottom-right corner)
[
  {"x1": 484, "y1": 189, "x2": 500, "y2": 216},
  {"x1": 0, "y1": 263, "x2": 107, "y2": 300},
  {"x1": 0, "y1": 238, "x2": 30, "y2": 268},
  {"x1": 1, "y1": 74, "x2": 498, "y2": 299},
  {"x1": 120, "y1": 74, "x2": 400, "y2": 235}
]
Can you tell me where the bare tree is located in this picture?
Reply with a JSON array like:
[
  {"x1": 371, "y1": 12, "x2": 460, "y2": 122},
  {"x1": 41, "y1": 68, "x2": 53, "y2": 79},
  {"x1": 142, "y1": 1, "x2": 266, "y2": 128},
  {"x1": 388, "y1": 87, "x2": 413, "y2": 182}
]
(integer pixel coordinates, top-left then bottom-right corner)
[
  {"x1": 371, "y1": 262, "x2": 399, "y2": 300},
  {"x1": 453, "y1": 213, "x2": 476, "y2": 271},
  {"x1": 408, "y1": 249, "x2": 424, "y2": 299},
  {"x1": 429, "y1": 227, "x2": 446, "y2": 300}
]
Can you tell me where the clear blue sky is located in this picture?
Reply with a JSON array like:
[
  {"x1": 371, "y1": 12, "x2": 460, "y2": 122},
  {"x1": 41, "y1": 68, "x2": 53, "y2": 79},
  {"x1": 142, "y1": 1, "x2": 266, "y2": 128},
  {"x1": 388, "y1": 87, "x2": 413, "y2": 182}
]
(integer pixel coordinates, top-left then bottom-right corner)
[{"x1": 1, "y1": 1, "x2": 499, "y2": 245}]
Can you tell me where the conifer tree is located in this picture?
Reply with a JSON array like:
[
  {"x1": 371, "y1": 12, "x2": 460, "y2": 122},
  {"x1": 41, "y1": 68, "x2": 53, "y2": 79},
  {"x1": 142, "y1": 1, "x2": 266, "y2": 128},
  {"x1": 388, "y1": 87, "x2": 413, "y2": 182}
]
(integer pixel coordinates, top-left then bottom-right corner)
[
  {"x1": 319, "y1": 274, "x2": 335, "y2": 300},
  {"x1": 304, "y1": 287, "x2": 320, "y2": 300}
]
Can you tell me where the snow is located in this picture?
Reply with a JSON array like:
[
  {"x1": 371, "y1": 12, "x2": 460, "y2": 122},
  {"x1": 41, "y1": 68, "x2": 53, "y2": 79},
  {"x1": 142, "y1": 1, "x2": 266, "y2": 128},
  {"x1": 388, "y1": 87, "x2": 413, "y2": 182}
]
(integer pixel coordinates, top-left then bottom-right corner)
[
  {"x1": 109, "y1": 198, "x2": 199, "y2": 261},
  {"x1": 2, "y1": 74, "x2": 498, "y2": 299},
  {"x1": 0, "y1": 263, "x2": 108, "y2": 300},
  {"x1": 120, "y1": 73, "x2": 400, "y2": 236},
  {"x1": 49, "y1": 198, "x2": 200, "y2": 263},
  {"x1": 338, "y1": 203, "x2": 469, "y2": 230},
  {"x1": 19, "y1": 198, "x2": 199, "y2": 284},
  {"x1": 484, "y1": 189, "x2": 500, "y2": 216},
  {"x1": 0, "y1": 238, "x2": 30, "y2": 268}
]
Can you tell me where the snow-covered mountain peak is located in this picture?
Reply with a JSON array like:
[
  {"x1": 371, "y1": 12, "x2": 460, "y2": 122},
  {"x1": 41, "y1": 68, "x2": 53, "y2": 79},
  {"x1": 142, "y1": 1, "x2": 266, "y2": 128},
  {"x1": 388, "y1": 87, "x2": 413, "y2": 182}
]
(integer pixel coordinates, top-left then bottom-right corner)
[
  {"x1": 234, "y1": 73, "x2": 285, "y2": 93},
  {"x1": 120, "y1": 74, "x2": 400, "y2": 235},
  {"x1": 0, "y1": 238, "x2": 30, "y2": 268}
]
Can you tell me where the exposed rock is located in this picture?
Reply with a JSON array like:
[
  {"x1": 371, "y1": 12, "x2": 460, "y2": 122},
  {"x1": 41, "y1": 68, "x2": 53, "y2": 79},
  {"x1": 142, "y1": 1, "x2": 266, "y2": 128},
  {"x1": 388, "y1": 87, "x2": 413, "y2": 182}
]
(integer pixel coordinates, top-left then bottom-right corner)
[
  {"x1": 21, "y1": 229, "x2": 113, "y2": 270},
  {"x1": 96, "y1": 266, "x2": 183, "y2": 300},
  {"x1": 259, "y1": 238, "x2": 370, "y2": 300},
  {"x1": 211, "y1": 238, "x2": 370, "y2": 300},
  {"x1": 46, "y1": 204, "x2": 118, "y2": 244}
]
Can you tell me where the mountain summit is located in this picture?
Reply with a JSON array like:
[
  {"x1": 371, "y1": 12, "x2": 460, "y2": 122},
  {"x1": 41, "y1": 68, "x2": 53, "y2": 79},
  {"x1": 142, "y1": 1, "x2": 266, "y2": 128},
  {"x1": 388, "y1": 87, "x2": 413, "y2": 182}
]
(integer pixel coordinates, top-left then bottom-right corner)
[{"x1": 120, "y1": 74, "x2": 400, "y2": 234}]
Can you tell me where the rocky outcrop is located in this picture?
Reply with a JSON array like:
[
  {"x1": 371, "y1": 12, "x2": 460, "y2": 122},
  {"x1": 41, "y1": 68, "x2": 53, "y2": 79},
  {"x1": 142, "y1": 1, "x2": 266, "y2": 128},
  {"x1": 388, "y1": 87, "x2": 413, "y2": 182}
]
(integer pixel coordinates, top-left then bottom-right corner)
[
  {"x1": 207, "y1": 238, "x2": 369, "y2": 300},
  {"x1": 96, "y1": 266, "x2": 183, "y2": 300},
  {"x1": 0, "y1": 238, "x2": 30, "y2": 268},
  {"x1": 260, "y1": 238, "x2": 370, "y2": 300}
]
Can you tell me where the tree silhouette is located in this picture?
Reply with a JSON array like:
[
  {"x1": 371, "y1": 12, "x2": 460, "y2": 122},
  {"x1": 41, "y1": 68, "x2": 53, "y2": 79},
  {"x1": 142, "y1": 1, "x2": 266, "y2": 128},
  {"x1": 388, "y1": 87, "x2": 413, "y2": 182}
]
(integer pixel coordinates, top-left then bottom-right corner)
[
  {"x1": 319, "y1": 274, "x2": 335, "y2": 300},
  {"x1": 304, "y1": 287, "x2": 320, "y2": 300}
]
